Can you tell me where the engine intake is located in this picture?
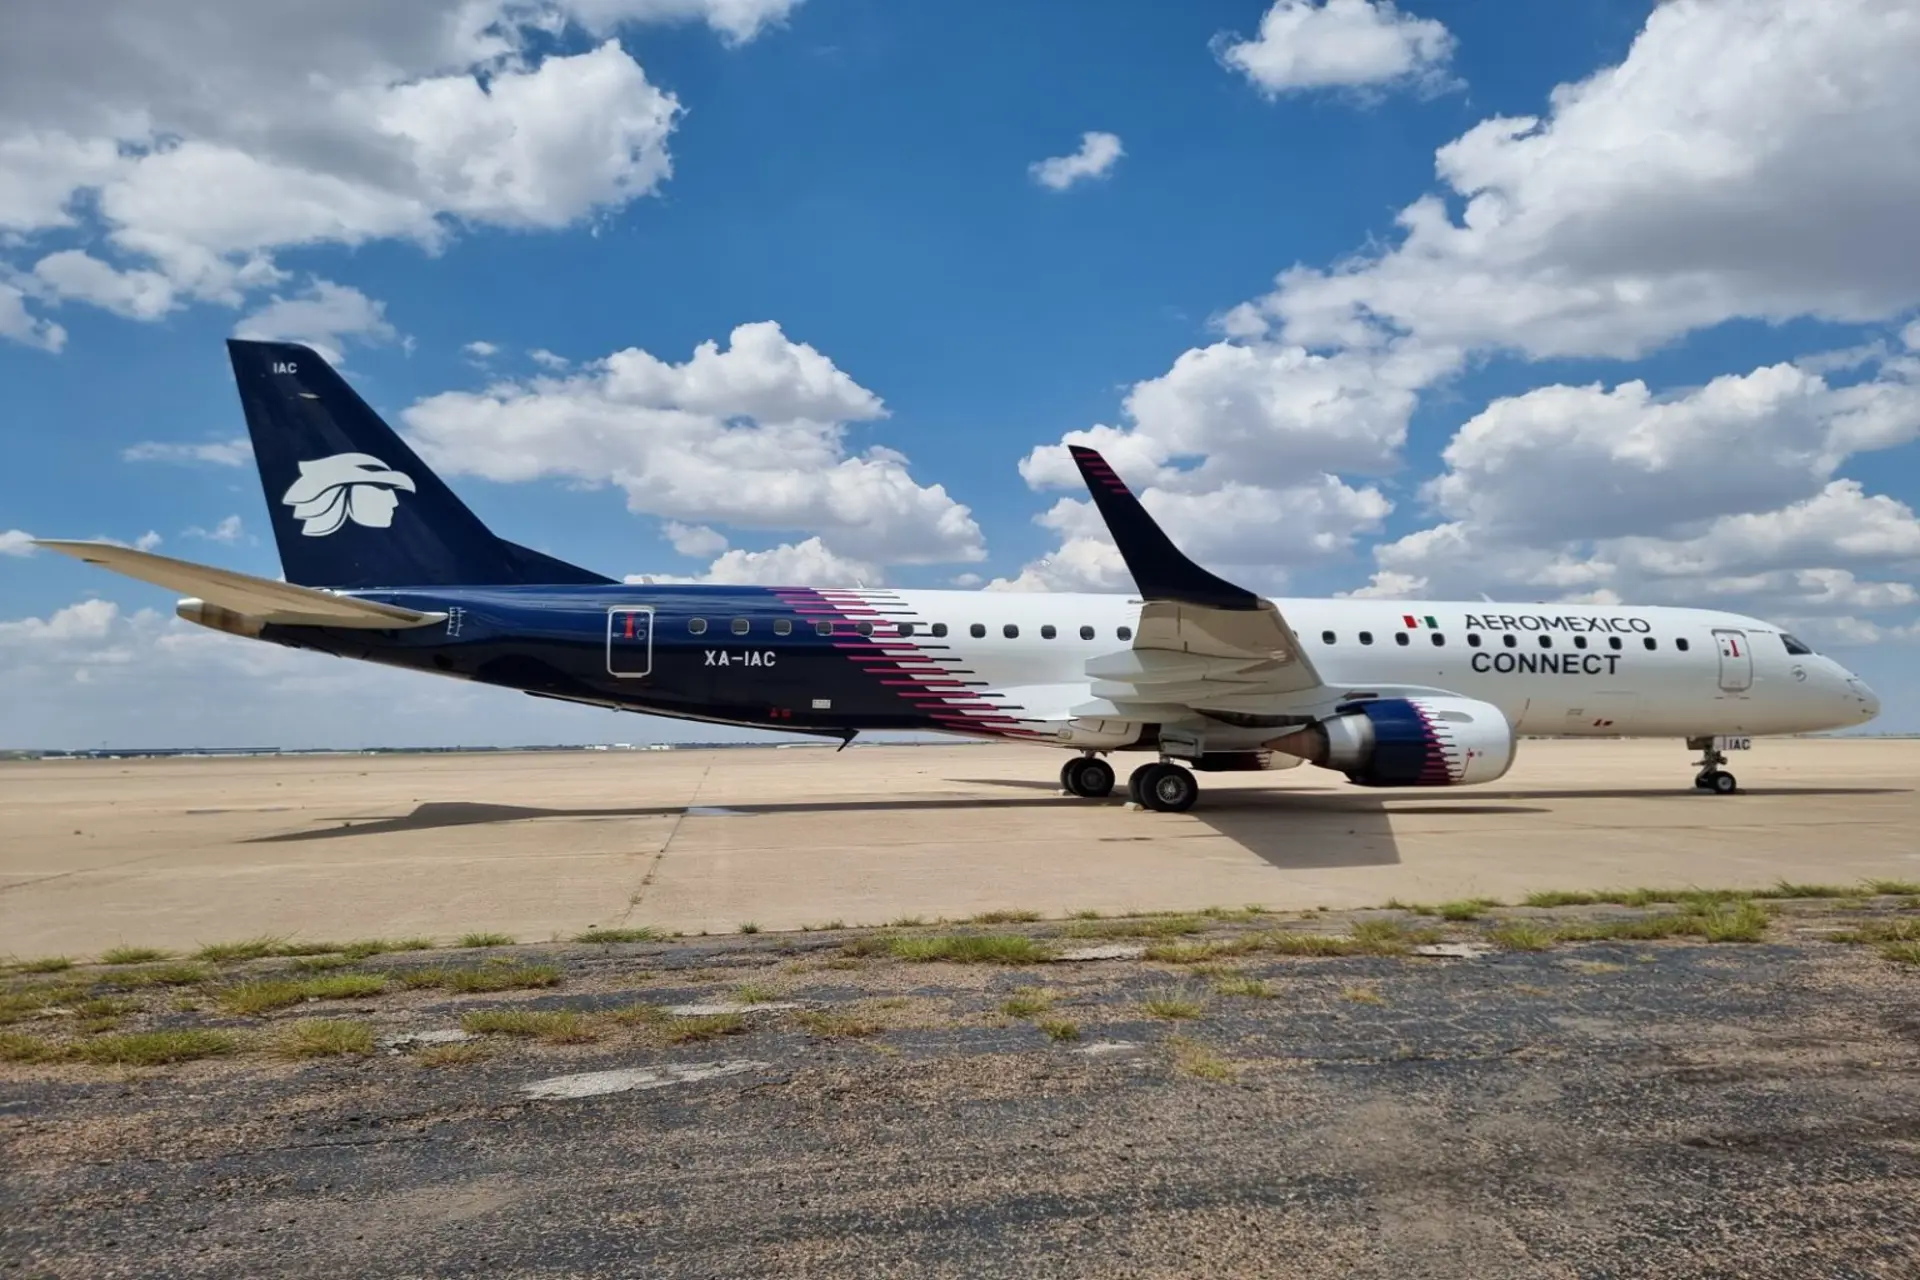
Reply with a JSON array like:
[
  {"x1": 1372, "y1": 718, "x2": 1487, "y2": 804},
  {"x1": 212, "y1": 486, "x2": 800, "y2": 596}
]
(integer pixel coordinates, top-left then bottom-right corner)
[{"x1": 1264, "y1": 696, "x2": 1515, "y2": 787}]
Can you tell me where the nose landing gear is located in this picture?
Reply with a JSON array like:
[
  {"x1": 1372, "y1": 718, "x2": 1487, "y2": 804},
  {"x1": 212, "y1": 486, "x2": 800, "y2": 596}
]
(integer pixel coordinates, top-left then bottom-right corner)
[{"x1": 1688, "y1": 736, "x2": 1740, "y2": 794}]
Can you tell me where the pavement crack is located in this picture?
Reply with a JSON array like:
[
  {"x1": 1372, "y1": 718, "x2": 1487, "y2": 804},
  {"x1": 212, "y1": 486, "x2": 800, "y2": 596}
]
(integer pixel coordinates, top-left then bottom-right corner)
[{"x1": 618, "y1": 761, "x2": 711, "y2": 923}]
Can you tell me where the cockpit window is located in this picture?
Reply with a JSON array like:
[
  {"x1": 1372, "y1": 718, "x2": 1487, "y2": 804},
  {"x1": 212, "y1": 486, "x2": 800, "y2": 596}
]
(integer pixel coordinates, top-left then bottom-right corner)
[{"x1": 1781, "y1": 633, "x2": 1815, "y2": 656}]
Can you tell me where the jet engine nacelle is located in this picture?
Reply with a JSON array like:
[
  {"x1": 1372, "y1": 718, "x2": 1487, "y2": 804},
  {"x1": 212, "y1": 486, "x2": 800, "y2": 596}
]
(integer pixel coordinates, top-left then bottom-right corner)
[{"x1": 1264, "y1": 696, "x2": 1516, "y2": 787}]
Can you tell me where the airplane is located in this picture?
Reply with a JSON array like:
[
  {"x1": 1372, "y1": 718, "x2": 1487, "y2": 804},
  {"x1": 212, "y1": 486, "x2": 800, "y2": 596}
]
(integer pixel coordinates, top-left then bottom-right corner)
[{"x1": 39, "y1": 340, "x2": 1880, "y2": 811}]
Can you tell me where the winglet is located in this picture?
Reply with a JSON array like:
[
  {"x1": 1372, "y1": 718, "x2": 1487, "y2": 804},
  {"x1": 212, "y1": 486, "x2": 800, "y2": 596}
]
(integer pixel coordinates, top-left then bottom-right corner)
[{"x1": 1068, "y1": 446, "x2": 1261, "y2": 610}]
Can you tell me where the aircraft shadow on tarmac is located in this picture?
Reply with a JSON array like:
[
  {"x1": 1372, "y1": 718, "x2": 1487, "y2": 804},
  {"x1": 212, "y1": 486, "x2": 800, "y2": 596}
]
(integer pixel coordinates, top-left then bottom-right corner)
[{"x1": 245, "y1": 781, "x2": 1567, "y2": 873}]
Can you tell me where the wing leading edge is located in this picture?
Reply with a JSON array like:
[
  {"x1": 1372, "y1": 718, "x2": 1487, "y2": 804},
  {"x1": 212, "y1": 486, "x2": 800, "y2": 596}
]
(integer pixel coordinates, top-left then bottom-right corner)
[
  {"x1": 1065, "y1": 447, "x2": 1324, "y2": 712},
  {"x1": 35, "y1": 541, "x2": 446, "y2": 630}
]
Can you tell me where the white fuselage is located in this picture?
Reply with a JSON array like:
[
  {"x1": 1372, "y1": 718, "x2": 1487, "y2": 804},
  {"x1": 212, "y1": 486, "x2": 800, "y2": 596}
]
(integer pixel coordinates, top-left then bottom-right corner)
[{"x1": 874, "y1": 591, "x2": 1879, "y2": 742}]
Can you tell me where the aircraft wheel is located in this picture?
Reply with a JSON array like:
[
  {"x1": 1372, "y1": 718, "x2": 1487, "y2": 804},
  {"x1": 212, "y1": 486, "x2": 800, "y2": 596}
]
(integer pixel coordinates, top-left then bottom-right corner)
[
  {"x1": 1061, "y1": 756, "x2": 1115, "y2": 798},
  {"x1": 1709, "y1": 770, "x2": 1738, "y2": 795},
  {"x1": 1139, "y1": 763, "x2": 1199, "y2": 813},
  {"x1": 1127, "y1": 763, "x2": 1157, "y2": 806}
]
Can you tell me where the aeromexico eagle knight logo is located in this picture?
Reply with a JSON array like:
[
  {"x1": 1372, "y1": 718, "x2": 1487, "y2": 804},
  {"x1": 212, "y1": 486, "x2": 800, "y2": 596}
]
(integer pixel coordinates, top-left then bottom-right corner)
[{"x1": 280, "y1": 453, "x2": 417, "y2": 537}]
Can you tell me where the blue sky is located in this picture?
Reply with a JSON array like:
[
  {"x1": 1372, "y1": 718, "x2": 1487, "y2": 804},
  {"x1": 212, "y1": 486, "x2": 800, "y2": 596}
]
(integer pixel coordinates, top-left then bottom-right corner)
[{"x1": 4, "y1": 0, "x2": 1918, "y2": 746}]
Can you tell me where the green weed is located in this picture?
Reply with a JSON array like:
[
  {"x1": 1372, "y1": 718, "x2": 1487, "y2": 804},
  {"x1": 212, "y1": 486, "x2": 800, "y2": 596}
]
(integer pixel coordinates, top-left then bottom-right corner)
[
  {"x1": 71, "y1": 1030, "x2": 237, "y2": 1066},
  {"x1": 99, "y1": 946, "x2": 171, "y2": 965},
  {"x1": 458, "y1": 932, "x2": 515, "y2": 949},
  {"x1": 274, "y1": 1019, "x2": 375, "y2": 1058}
]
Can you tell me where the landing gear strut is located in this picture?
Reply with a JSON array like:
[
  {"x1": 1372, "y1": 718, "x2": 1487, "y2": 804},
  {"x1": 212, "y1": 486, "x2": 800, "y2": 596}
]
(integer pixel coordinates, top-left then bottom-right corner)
[
  {"x1": 1687, "y1": 737, "x2": 1739, "y2": 794},
  {"x1": 1127, "y1": 761, "x2": 1199, "y2": 812},
  {"x1": 1060, "y1": 754, "x2": 1115, "y2": 798}
]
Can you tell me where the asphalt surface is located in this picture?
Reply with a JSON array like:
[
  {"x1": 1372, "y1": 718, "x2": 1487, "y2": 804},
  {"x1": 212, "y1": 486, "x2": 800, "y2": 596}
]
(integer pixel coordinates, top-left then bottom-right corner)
[{"x1": 5, "y1": 905, "x2": 1920, "y2": 1278}]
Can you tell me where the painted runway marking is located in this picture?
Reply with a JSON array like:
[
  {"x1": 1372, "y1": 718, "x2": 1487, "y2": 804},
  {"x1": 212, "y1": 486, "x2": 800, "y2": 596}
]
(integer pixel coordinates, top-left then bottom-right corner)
[
  {"x1": 381, "y1": 1029, "x2": 474, "y2": 1050},
  {"x1": 521, "y1": 1059, "x2": 768, "y2": 1100},
  {"x1": 1072, "y1": 1041, "x2": 1141, "y2": 1057},
  {"x1": 664, "y1": 1001, "x2": 800, "y2": 1016}
]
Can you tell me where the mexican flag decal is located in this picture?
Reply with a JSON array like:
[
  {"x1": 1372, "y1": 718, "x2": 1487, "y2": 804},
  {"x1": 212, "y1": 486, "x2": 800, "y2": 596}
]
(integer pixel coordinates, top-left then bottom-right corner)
[{"x1": 1403, "y1": 614, "x2": 1439, "y2": 629}]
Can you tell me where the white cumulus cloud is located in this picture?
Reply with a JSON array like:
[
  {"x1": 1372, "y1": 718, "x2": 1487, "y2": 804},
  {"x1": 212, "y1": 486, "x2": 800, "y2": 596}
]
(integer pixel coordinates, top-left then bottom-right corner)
[
  {"x1": 1029, "y1": 131, "x2": 1124, "y2": 192},
  {"x1": 0, "y1": 530, "x2": 37, "y2": 557},
  {"x1": 403, "y1": 321, "x2": 985, "y2": 568},
  {"x1": 1216, "y1": 0, "x2": 1455, "y2": 97},
  {"x1": 233, "y1": 280, "x2": 397, "y2": 364}
]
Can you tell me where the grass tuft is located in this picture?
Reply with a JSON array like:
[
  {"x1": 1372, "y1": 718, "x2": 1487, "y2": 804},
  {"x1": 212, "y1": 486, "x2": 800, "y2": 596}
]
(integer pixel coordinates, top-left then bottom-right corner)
[
  {"x1": 1521, "y1": 889, "x2": 1603, "y2": 908},
  {"x1": 1341, "y1": 984, "x2": 1385, "y2": 1005},
  {"x1": 1756, "y1": 881, "x2": 1854, "y2": 900},
  {"x1": 1825, "y1": 918, "x2": 1920, "y2": 945},
  {"x1": 71, "y1": 1029, "x2": 237, "y2": 1066},
  {"x1": 572, "y1": 927, "x2": 663, "y2": 944},
  {"x1": 14, "y1": 957, "x2": 74, "y2": 975},
  {"x1": 1863, "y1": 879, "x2": 1920, "y2": 897},
  {"x1": 883, "y1": 934, "x2": 1055, "y2": 965},
  {"x1": 0, "y1": 1030, "x2": 60, "y2": 1062},
  {"x1": 1436, "y1": 898, "x2": 1503, "y2": 922},
  {"x1": 1141, "y1": 986, "x2": 1206, "y2": 1020},
  {"x1": 1063, "y1": 915, "x2": 1206, "y2": 940},
  {"x1": 795, "y1": 1010, "x2": 881, "y2": 1037},
  {"x1": 998, "y1": 988, "x2": 1055, "y2": 1018},
  {"x1": 662, "y1": 1013, "x2": 746, "y2": 1043},
  {"x1": 730, "y1": 982, "x2": 782, "y2": 1004},
  {"x1": 1882, "y1": 941, "x2": 1920, "y2": 966},
  {"x1": 460, "y1": 1009, "x2": 598, "y2": 1043},
  {"x1": 1384, "y1": 898, "x2": 1437, "y2": 916},
  {"x1": 1035, "y1": 1017, "x2": 1080, "y2": 1042},
  {"x1": 416, "y1": 1041, "x2": 490, "y2": 1067},
  {"x1": 1211, "y1": 975, "x2": 1275, "y2": 999},
  {"x1": 1489, "y1": 921, "x2": 1557, "y2": 952},
  {"x1": 889, "y1": 916, "x2": 927, "y2": 928},
  {"x1": 1167, "y1": 1035, "x2": 1237, "y2": 1082},
  {"x1": 100, "y1": 946, "x2": 172, "y2": 965},
  {"x1": 108, "y1": 963, "x2": 212, "y2": 988},
  {"x1": 397, "y1": 963, "x2": 561, "y2": 994},
  {"x1": 738, "y1": 922, "x2": 761, "y2": 934},
  {"x1": 458, "y1": 932, "x2": 515, "y2": 949},
  {"x1": 604, "y1": 1003, "x2": 669, "y2": 1026},
  {"x1": 194, "y1": 936, "x2": 287, "y2": 963},
  {"x1": 274, "y1": 1018, "x2": 375, "y2": 1058},
  {"x1": 218, "y1": 973, "x2": 387, "y2": 1016},
  {"x1": 288, "y1": 954, "x2": 354, "y2": 973},
  {"x1": 969, "y1": 909, "x2": 1042, "y2": 924},
  {"x1": 337, "y1": 938, "x2": 436, "y2": 961}
]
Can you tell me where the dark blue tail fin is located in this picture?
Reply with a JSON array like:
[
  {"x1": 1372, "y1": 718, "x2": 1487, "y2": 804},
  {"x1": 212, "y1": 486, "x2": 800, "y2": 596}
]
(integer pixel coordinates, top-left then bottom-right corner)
[{"x1": 228, "y1": 340, "x2": 612, "y2": 589}]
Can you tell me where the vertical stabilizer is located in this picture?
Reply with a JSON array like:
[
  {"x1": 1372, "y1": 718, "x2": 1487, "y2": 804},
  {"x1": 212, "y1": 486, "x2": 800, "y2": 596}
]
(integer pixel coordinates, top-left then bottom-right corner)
[{"x1": 227, "y1": 340, "x2": 610, "y2": 588}]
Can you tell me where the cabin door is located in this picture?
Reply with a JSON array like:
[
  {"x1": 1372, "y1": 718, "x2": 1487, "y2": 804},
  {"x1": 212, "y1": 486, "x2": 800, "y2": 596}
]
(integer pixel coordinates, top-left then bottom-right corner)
[
  {"x1": 607, "y1": 607, "x2": 654, "y2": 678},
  {"x1": 1713, "y1": 629, "x2": 1752, "y2": 693}
]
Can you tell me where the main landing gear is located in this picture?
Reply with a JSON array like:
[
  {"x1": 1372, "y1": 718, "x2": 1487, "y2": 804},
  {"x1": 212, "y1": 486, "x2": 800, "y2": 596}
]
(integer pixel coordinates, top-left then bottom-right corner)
[
  {"x1": 1127, "y1": 761, "x2": 1199, "y2": 813},
  {"x1": 1687, "y1": 736, "x2": 1739, "y2": 794},
  {"x1": 1060, "y1": 754, "x2": 1115, "y2": 798},
  {"x1": 1059, "y1": 752, "x2": 1200, "y2": 812}
]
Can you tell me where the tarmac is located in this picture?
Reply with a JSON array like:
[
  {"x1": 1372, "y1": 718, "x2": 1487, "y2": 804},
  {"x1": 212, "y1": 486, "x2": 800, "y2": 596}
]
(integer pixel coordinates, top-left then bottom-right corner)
[{"x1": 3, "y1": 737, "x2": 1918, "y2": 956}]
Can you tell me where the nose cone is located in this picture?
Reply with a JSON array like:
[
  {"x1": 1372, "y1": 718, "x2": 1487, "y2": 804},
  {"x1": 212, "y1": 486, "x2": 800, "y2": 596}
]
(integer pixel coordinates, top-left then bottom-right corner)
[{"x1": 1849, "y1": 678, "x2": 1881, "y2": 722}]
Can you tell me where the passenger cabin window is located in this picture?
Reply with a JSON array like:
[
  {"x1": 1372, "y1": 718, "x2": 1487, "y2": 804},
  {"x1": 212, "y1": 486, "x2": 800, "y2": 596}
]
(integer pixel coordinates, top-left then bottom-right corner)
[
  {"x1": 897, "y1": 622, "x2": 914, "y2": 637},
  {"x1": 1041, "y1": 625, "x2": 1057, "y2": 639},
  {"x1": 1395, "y1": 632, "x2": 1409, "y2": 646},
  {"x1": 932, "y1": 623, "x2": 948, "y2": 638},
  {"x1": 1539, "y1": 635, "x2": 1552, "y2": 648},
  {"x1": 1117, "y1": 626, "x2": 1133, "y2": 641},
  {"x1": 731, "y1": 618, "x2": 750, "y2": 635},
  {"x1": 1781, "y1": 633, "x2": 1814, "y2": 655},
  {"x1": 1322, "y1": 630, "x2": 1336, "y2": 644},
  {"x1": 1359, "y1": 631, "x2": 1374, "y2": 645},
  {"x1": 1503, "y1": 634, "x2": 1518, "y2": 648},
  {"x1": 1643, "y1": 637, "x2": 1658, "y2": 650},
  {"x1": 1573, "y1": 635, "x2": 1587, "y2": 649},
  {"x1": 1608, "y1": 636, "x2": 1622, "y2": 650},
  {"x1": 774, "y1": 619, "x2": 792, "y2": 636},
  {"x1": 1080, "y1": 625, "x2": 1095, "y2": 640},
  {"x1": 1003, "y1": 624, "x2": 1020, "y2": 639},
  {"x1": 970, "y1": 623, "x2": 986, "y2": 638},
  {"x1": 688, "y1": 618, "x2": 707, "y2": 635},
  {"x1": 856, "y1": 621, "x2": 874, "y2": 636},
  {"x1": 815, "y1": 620, "x2": 832, "y2": 636},
  {"x1": 1431, "y1": 632, "x2": 1445, "y2": 647},
  {"x1": 1675, "y1": 637, "x2": 1689, "y2": 652}
]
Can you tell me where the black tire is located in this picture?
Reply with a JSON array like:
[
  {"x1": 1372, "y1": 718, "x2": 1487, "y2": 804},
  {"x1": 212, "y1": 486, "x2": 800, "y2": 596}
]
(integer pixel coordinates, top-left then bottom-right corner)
[
  {"x1": 1071, "y1": 757, "x2": 1115, "y2": 799},
  {"x1": 1059, "y1": 759, "x2": 1082, "y2": 795},
  {"x1": 1693, "y1": 773, "x2": 1713, "y2": 790},
  {"x1": 1710, "y1": 770, "x2": 1738, "y2": 795},
  {"x1": 1140, "y1": 763, "x2": 1199, "y2": 813},
  {"x1": 1127, "y1": 763, "x2": 1156, "y2": 806}
]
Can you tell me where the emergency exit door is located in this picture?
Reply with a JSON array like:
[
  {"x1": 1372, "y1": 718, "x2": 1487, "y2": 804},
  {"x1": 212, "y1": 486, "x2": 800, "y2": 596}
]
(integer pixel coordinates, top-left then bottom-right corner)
[
  {"x1": 607, "y1": 607, "x2": 653, "y2": 678},
  {"x1": 1713, "y1": 629, "x2": 1752, "y2": 693}
]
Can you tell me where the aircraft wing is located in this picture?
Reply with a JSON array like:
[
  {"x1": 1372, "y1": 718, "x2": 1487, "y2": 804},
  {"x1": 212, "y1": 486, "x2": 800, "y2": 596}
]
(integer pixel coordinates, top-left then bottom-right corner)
[
  {"x1": 34, "y1": 540, "x2": 446, "y2": 630},
  {"x1": 1066, "y1": 447, "x2": 1325, "y2": 712}
]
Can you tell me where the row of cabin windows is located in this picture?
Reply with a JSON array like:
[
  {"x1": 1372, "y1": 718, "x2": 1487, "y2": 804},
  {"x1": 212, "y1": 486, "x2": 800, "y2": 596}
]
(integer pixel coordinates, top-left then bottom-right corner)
[
  {"x1": 683, "y1": 617, "x2": 1134, "y2": 641},
  {"x1": 1317, "y1": 629, "x2": 1689, "y2": 653}
]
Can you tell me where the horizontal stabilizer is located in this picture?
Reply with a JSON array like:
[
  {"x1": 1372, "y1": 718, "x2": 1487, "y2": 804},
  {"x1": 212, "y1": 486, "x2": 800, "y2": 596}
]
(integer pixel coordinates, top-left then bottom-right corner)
[{"x1": 35, "y1": 541, "x2": 446, "y2": 630}]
